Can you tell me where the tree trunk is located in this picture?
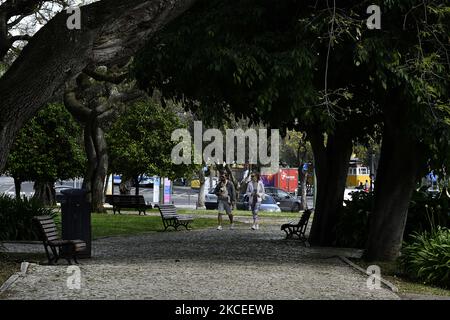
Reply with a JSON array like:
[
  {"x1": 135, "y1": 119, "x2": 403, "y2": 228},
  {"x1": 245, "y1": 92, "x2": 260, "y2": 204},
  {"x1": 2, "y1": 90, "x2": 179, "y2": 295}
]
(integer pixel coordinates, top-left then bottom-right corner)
[
  {"x1": 119, "y1": 177, "x2": 133, "y2": 195},
  {"x1": 197, "y1": 167, "x2": 206, "y2": 209},
  {"x1": 104, "y1": 174, "x2": 110, "y2": 196},
  {"x1": 300, "y1": 169, "x2": 308, "y2": 210},
  {"x1": 224, "y1": 164, "x2": 239, "y2": 203},
  {"x1": 0, "y1": 0, "x2": 198, "y2": 171},
  {"x1": 13, "y1": 177, "x2": 21, "y2": 199},
  {"x1": 135, "y1": 176, "x2": 140, "y2": 195},
  {"x1": 82, "y1": 120, "x2": 108, "y2": 213},
  {"x1": 33, "y1": 181, "x2": 56, "y2": 206},
  {"x1": 365, "y1": 101, "x2": 424, "y2": 261},
  {"x1": 308, "y1": 126, "x2": 353, "y2": 246}
]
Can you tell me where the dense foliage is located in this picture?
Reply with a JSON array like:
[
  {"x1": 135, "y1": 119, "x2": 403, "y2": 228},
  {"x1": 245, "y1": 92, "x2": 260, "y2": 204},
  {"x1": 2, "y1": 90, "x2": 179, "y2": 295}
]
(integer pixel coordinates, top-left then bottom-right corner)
[
  {"x1": 0, "y1": 194, "x2": 57, "y2": 241},
  {"x1": 400, "y1": 227, "x2": 450, "y2": 289},
  {"x1": 336, "y1": 191, "x2": 373, "y2": 248},
  {"x1": 336, "y1": 188, "x2": 450, "y2": 248},
  {"x1": 406, "y1": 187, "x2": 450, "y2": 238},
  {"x1": 107, "y1": 100, "x2": 194, "y2": 181},
  {"x1": 135, "y1": 0, "x2": 450, "y2": 258},
  {"x1": 3, "y1": 103, "x2": 86, "y2": 185}
]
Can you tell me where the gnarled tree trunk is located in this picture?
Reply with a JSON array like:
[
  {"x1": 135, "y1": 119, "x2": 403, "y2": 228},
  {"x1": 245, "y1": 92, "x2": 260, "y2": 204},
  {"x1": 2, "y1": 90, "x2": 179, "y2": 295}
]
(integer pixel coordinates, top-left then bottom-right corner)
[
  {"x1": 119, "y1": 176, "x2": 133, "y2": 195},
  {"x1": 82, "y1": 119, "x2": 108, "y2": 213},
  {"x1": 33, "y1": 181, "x2": 56, "y2": 206}
]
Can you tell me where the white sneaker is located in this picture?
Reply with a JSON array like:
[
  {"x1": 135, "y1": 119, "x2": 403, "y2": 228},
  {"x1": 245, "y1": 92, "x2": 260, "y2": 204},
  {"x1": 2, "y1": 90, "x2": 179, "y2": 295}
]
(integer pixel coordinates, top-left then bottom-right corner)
[
  {"x1": 230, "y1": 224, "x2": 234, "y2": 230},
  {"x1": 217, "y1": 226, "x2": 222, "y2": 230},
  {"x1": 251, "y1": 225, "x2": 256, "y2": 230},
  {"x1": 256, "y1": 224, "x2": 260, "y2": 230}
]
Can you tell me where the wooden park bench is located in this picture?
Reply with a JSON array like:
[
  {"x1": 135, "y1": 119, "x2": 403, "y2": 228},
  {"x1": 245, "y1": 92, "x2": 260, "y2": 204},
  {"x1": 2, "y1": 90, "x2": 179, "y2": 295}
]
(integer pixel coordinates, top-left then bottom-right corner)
[
  {"x1": 33, "y1": 215, "x2": 86, "y2": 265},
  {"x1": 106, "y1": 194, "x2": 152, "y2": 215},
  {"x1": 157, "y1": 204, "x2": 194, "y2": 231},
  {"x1": 281, "y1": 209, "x2": 312, "y2": 244}
]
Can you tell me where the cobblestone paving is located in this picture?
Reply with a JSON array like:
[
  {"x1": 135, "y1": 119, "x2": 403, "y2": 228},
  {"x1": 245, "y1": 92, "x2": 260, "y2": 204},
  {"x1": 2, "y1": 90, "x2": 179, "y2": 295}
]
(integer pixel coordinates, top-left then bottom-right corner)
[{"x1": 1, "y1": 225, "x2": 399, "y2": 300}]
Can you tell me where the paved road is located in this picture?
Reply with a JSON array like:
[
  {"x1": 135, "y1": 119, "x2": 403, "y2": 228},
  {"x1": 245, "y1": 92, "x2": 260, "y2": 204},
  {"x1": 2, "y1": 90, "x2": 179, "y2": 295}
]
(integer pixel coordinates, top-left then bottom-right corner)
[
  {"x1": 1, "y1": 224, "x2": 398, "y2": 300},
  {"x1": 0, "y1": 176, "x2": 200, "y2": 206},
  {"x1": 0, "y1": 176, "x2": 314, "y2": 209}
]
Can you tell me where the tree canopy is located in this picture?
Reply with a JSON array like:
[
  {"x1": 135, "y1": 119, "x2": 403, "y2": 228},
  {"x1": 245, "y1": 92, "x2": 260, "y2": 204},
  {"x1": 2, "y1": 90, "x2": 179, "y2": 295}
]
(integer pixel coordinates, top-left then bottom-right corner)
[
  {"x1": 4, "y1": 103, "x2": 85, "y2": 185},
  {"x1": 134, "y1": 0, "x2": 450, "y2": 260},
  {"x1": 107, "y1": 99, "x2": 194, "y2": 182}
]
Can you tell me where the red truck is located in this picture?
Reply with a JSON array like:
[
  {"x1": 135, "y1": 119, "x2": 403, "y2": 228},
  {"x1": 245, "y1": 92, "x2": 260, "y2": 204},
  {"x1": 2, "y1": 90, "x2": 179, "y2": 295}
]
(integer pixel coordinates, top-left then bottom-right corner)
[{"x1": 261, "y1": 168, "x2": 298, "y2": 193}]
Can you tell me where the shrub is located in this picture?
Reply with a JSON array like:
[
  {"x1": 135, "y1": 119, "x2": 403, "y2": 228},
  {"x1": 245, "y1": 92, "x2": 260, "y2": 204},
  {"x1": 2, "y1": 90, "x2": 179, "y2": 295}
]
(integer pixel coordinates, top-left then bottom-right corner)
[
  {"x1": 335, "y1": 187, "x2": 450, "y2": 248},
  {"x1": 0, "y1": 194, "x2": 57, "y2": 241},
  {"x1": 335, "y1": 190, "x2": 372, "y2": 248},
  {"x1": 405, "y1": 186, "x2": 450, "y2": 238},
  {"x1": 400, "y1": 227, "x2": 450, "y2": 289}
]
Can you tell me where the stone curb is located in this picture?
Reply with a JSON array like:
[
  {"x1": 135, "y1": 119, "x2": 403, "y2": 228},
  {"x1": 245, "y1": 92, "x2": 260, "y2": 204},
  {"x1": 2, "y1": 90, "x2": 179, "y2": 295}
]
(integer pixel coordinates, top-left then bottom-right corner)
[
  {"x1": 338, "y1": 256, "x2": 399, "y2": 293},
  {"x1": 0, "y1": 262, "x2": 31, "y2": 294}
]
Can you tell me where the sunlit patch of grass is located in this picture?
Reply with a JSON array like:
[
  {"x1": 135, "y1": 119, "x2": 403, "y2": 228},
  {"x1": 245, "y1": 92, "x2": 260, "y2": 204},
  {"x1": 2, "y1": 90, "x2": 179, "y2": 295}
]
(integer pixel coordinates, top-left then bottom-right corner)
[{"x1": 90, "y1": 213, "x2": 226, "y2": 239}]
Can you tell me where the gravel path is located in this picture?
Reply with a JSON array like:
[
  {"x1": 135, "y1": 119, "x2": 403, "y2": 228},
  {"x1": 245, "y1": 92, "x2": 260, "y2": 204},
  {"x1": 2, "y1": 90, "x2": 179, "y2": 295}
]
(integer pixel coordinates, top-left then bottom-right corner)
[{"x1": 1, "y1": 225, "x2": 399, "y2": 300}]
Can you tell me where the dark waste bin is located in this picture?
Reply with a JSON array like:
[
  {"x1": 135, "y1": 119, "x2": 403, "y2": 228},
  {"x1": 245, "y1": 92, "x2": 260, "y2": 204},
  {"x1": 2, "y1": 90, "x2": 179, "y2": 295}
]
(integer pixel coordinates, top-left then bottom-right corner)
[{"x1": 60, "y1": 189, "x2": 92, "y2": 258}]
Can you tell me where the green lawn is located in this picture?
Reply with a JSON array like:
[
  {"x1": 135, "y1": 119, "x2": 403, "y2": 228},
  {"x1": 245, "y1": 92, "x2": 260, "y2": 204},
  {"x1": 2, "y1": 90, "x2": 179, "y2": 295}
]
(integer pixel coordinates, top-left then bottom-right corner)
[
  {"x1": 351, "y1": 259, "x2": 450, "y2": 297},
  {"x1": 110, "y1": 207, "x2": 302, "y2": 219},
  {"x1": 86, "y1": 208, "x2": 303, "y2": 239},
  {"x1": 54, "y1": 213, "x2": 223, "y2": 240}
]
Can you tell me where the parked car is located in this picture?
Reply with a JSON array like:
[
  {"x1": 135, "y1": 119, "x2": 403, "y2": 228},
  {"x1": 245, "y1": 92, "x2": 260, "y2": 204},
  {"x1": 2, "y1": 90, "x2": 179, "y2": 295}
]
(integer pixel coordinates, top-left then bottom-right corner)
[
  {"x1": 138, "y1": 175, "x2": 154, "y2": 187},
  {"x1": 113, "y1": 175, "x2": 122, "y2": 185},
  {"x1": 113, "y1": 175, "x2": 154, "y2": 187},
  {"x1": 236, "y1": 194, "x2": 282, "y2": 212},
  {"x1": 264, "y1": 187, "x2": 302, "y2": 212},
  {"x1": 205, "y1": 188, "x2": 218, "y2": 210}
]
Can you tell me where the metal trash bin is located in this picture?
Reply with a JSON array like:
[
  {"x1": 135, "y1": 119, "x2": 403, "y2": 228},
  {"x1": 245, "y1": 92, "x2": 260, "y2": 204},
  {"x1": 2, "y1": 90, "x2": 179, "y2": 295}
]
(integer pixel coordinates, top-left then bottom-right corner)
[{"x1": 60, "y1": 189, "x2": 92, "y2": 258}]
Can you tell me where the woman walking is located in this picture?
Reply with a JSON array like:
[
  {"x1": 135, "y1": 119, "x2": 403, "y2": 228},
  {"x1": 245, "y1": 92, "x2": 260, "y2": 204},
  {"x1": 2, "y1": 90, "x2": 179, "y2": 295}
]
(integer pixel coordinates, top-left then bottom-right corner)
[{"x1": 246, "y1": 173, "x2": 265, "y2": 230}]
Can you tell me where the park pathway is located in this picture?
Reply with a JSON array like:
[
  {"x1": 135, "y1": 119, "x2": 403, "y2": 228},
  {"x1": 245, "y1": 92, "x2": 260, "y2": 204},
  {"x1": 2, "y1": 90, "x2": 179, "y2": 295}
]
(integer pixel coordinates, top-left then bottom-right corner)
[{"x1": 1, "y1": 224, "x2": 399, "y2": 300}]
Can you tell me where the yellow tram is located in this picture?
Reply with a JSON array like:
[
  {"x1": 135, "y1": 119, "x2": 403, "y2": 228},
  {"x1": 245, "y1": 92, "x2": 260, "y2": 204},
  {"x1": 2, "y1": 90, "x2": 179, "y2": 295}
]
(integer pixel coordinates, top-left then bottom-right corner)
[{"x1": 346, "y1": 164, "x2": 371, "y2": 187}]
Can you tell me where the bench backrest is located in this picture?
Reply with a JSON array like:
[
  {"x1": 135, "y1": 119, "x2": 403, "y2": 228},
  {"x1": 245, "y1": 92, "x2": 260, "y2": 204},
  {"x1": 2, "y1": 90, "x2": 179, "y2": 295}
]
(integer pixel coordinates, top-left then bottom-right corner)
[
  {"x1": 157, "y1": 204, "x2": 179, "y2": 219},
  {"x1": 33, "y1": 215, "x2": 60, "y2": 243},
  {"x1": 109, "y1": 195, "x2": 146, "y2": 205},
  {"x1": 298, "y1": 209, "x2": 312, "y2": 231}
]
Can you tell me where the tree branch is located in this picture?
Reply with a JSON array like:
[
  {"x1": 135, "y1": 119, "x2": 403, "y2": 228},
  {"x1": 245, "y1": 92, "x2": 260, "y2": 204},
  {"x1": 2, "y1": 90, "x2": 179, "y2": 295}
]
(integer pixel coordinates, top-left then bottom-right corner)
[
  {"x1": 63, "y1": 89, "x2": 91, "y2": 121},
  {"x1": 0, "y1": 0, "x2": 198, "y2": 171},
  {"x1": 10, "y1": 34, "x2": 32, "y2": 42},
  {"x1": 83, "y1": 66, "x2": 128, "y2": 84}
]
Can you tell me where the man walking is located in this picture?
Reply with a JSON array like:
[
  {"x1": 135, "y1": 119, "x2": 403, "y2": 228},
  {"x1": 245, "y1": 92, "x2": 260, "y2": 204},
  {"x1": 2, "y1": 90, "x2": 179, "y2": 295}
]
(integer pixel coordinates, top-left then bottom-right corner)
[{"x1": 214, "y1": 173, "x2": 236, "y2": 230}]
